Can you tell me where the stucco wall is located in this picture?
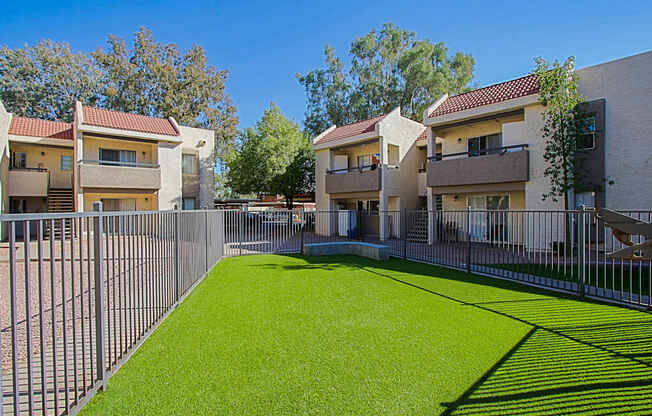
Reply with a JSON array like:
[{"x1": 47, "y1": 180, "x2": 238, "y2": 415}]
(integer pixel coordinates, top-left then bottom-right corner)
[
  {"x1": 10, "y1": 143, "x2": 74, "y2": 188},
  {"x1": 158, "y1": 141, "x2": 182, "y2": 210},
  {"x1": 83, "y1": 191, "x2": 157, "y2": 211},
  {"x1": 0, "y1": 103, "x2": 10, "y2": 238},
  {"x1": 178, "y1": 125, "x2": 215, "y2": 209},
  {"x1": 522, "y1": 104, "x2": 565, "y2": 211},
  {"x1": 82, "y1": 136, "x2": 158, "y2": 164},
  {"x1": 314, "y1": 149, "x2": 332, "y2": 213},
  {"x1": 577, "y1": 50, "x2": 652, "y2": 210},
  {"x1": 377, "y1": 108, "x2": 426, "y2": 211},
  {"x1": 331, "y1": 141, "x2": 380, "y2": 169}
]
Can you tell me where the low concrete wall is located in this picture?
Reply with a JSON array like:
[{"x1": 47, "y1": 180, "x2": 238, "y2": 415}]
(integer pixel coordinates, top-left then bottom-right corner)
[
  {"x1": 326, "y1": 169, "x2": 381, "y2": 194},
  {"x1": 427, "y1": 150, "x2": 528, "y2": 187},
  {"x1": 8, "y1": 170, "x2": 49, "y2": 197},
  {"x1": 303, "y1": 242, "x2": 389, "y2": 260},
  {"x1": 79, "y1": 163, "x2": 161, "y2": 190}
]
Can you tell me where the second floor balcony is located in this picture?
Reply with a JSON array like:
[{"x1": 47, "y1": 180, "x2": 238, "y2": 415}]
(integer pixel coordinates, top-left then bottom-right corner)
[
  {"x1": 79, "y1": 159, "x2": 161, "y2": 190},
  {"x1": 325, "y1": 165, "x2": 382, "y2": 194},
  {"x1": 8, "y1": 168, "x2": 49, "y2": 197},
  {"x1": 426, "y1": 144, "x2": 529, "y2": 188}
]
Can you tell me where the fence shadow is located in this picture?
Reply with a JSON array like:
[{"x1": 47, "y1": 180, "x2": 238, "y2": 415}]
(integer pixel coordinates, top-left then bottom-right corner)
[{"x1": 275, "y1": 255, "x2": 652, "y2": 415}]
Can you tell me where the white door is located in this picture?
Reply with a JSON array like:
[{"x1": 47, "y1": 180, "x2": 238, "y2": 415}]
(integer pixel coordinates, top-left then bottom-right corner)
[
  {"x1": 339, "y1": 210, "x2": 351, "y2": 236},
  {"x1": 333, "y1": 155, "x2": 348, "y2": 173},
  {"x1": 468, "y1": 196, "x2": 486, "y2": 241}
]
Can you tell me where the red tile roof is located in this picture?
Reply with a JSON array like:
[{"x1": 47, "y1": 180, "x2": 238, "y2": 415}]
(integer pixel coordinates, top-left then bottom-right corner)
[
  {"x1": 429, "y1": 74, "x2": 539, "y2": 118},
  {"x1": 8, "y1": 117, "x2": 73, "y2": 140},
  {"x1": 415, "y1": 128, "x2": 428, "y2": 144},
  {"x1": 314, "y1": 114, "x2": 386, "y2": 145},
  {"x1": 82, "y1": 106, "x2": 179, "y2": 136}
]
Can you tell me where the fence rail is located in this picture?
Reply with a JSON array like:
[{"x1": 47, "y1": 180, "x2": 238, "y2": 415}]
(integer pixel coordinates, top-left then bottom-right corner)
[{"x1": 1, "y1": 206, "x2": 650, "y2": 415}]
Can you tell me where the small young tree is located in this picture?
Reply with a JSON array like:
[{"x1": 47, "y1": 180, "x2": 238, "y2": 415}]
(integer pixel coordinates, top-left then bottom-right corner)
[
  {"x1": 533, "y1": 56, "x2": 589, "y2": 210},
  {"x1": 534, "y1": 56, "x2": 592, "y2": 254}
]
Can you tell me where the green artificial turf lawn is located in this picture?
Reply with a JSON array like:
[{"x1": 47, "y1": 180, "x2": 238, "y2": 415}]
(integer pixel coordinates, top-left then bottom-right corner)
[{"x1": 81, "y1": 255, "x2": 652, "y2": 415}]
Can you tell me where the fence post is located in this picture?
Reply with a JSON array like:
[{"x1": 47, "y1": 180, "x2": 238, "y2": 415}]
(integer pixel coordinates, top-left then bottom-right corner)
[
  {"x1": 205, "y1": 210, "x2": 209, "y2": 273},
  {"x1": 403, "y1": 209, "x2": 408, "y2": 259},
  {"x1": 92, "y1": 201, "x2": 107, "y2": 391},
  {"x1": 466, "y1": 206, "x2": 472, "y2": 274},
  {"x1": 579, "y1": 205, "x2": 586, "y2": 296},
  {"x1": 174, "y1": 207, "x2": 181, "y2": 303},
  {"x1": 238, "y1": 209, "x2": 243, "y2": 256},
  {"x1": 300, "y1": 208, "x2": 305, "y2": 253}
]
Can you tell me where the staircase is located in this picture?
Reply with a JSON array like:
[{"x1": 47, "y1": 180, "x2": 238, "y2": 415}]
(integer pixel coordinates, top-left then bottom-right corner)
[
  {"x1": 46, "y1": 188, "x2": 74, "y2": 238},
  {"x1": 406, "y1": 211, "x2": 428, "y2": 242},
  {"x1": 48, "y1": 188, "x2": 74, "y2": 212}
]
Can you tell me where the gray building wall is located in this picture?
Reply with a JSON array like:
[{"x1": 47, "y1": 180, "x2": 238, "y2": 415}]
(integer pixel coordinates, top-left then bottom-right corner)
[{"x1": 577, "y1": 50, "x2": 652, "y2": 210}]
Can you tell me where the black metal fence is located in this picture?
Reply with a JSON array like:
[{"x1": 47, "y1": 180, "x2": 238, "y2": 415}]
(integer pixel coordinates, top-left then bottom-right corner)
[
  {"x1": 0, "y1": 205, "x2": 224, "y2": 415},
  {"x1": 220, "y1": 208, "x2": 651, "y2": 309},
  {"x1": 1, "y1": 206, "x2": 650, "y2": 415}
]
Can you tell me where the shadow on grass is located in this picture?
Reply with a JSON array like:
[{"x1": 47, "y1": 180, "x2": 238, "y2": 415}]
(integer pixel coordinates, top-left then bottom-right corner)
[{"x1": 270, "y1": 255, "x2": 652, "y2": 415}]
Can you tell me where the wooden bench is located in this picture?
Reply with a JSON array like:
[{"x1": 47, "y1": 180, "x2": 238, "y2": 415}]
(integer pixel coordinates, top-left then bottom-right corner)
[{"x1": 303, "y1": 242, "x2": 389, "y2": 261}]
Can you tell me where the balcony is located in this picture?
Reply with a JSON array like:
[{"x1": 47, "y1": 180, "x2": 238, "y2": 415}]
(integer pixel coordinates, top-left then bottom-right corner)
[
  {"x1": 79, "y1": 159, "x2": 161, "y2": 190},
  {"x1": 8, "y1": 168, "x2": 49, "y2": 197},
  {"x1": 427, "y1": 144, "x2": 529, "y2": 188},
  {"x1": 325, "y1": 165, "x2": 382, "y2": 194}
]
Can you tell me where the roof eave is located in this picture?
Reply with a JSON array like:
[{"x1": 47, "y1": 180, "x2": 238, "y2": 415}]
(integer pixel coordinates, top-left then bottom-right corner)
[
  {"x1": 312, "y1": 131, "x2": 381, "y2": 151},
  {"x1": 8, "y1": 134, "x2": 74, "y2": 147},
  {"x1": 78, "y1": 123, "x2": 183, "y2": 143},
  {"x1": 423, "y1": 94, "x2": 540, "y2": 127}
]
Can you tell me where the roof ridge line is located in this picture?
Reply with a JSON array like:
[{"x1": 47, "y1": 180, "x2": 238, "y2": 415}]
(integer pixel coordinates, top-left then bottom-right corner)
[{"x1": 448, "y1": 73, "x2": 538, "y2": 99}]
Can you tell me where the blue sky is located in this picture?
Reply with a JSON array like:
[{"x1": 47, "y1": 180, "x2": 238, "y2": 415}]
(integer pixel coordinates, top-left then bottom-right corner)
[{"x1": 2, "y1": 0, "x2": 651, "y2": 130}]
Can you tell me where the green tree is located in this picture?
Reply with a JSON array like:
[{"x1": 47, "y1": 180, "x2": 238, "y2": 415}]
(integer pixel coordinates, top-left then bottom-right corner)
[
  {"x1": 92, "y1": 27, "x2": 238, "y2": 155},
  {"x1": 0, "y1": 27, "x2": 238, "y2": 159},
  {"x1": 0, "y1": 40, "x2": 102, "y2": 121},
  {"x1": 533, "y1": 56, "x2": 590, "y2": 211},
  {"x1": 227, "y1": 103, "x2": 314, "y2": 209},
  {"x1": 297, "y1": 23, "x2": 475, "y2": 137}
]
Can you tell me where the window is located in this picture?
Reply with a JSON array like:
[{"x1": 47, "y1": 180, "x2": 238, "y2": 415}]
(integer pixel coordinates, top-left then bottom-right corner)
[
  {"x1": 574, "y1": 192, "x2": 595, "y2": 208},
  {"x1": 467, "y1": 134, "x2": 502, "y2": 157},
  {"x1": 578, "y1": 116, "x2": 596, "y2": 150},
  {"x1": 357, "y1": 154, "x2": 372, "y2": 168},
  {"x1": 10, "y1": 152, "x2": 26, "y2": 169},
  {"x1": 434, "y1": 194, "x2": 443, "y2": 211},
  {"x1": 356, "y1": 154, "x2": 379, "y2": 171},
  {"x1": 182, "y1": 154, "x2": 197, "y2": 174},
  {"x1": 99, "y1": 149, "x2": 137, "y2": 166},
  {"x1": 61, "y1": 155, "x2": 72, "y2": 171},
  {"x1": 183, "y1": 197, "x2": 196, "y2": 210}
]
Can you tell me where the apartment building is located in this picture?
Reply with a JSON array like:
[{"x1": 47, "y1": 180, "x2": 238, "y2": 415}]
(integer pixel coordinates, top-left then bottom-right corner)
[
  {"x1": 422, "y1": 50, "x2": 652, "y2": 215},
  {"x1": 313, "y1": 106, "x2": 425, "y2": 239},
  {"x1": 0, "y1": 100, "x2": 215, "y2": 236}
]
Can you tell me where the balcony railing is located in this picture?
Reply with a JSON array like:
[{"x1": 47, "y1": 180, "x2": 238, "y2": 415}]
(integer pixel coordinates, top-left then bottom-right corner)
[
  {"x1": 80, "y1": 159, "x2": 160, "y2": 168},
  {"x1": 327, "y1": 164, "x2": 378, "y2": 174},
  {"x1": 8, "y1": 168, "x2": 50, "y2": 197},
  {"x1": 426, "y1": 144, "x2": 529, "y2": 188},
  {"x1": 79, "y1": 160, "x2": 161, "y2": 189},
  {"x1": 427, "y1": 144, "x2": 528, "y2": 161},
  {"x1": 325, "y1": 165, "x2": 382, "y2": 193}
]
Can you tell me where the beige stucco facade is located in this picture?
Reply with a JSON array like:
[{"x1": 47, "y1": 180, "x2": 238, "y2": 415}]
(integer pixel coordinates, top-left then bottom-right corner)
[
  {"x1": 0, "y1": 100, "x2": 216, "y2": 230},
  {"x1": 313, "y1": 106, "x2": 425, "y2": 239},
  {"x1": 424, "y1": 50, "x2": 652, "y2": 213}
]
